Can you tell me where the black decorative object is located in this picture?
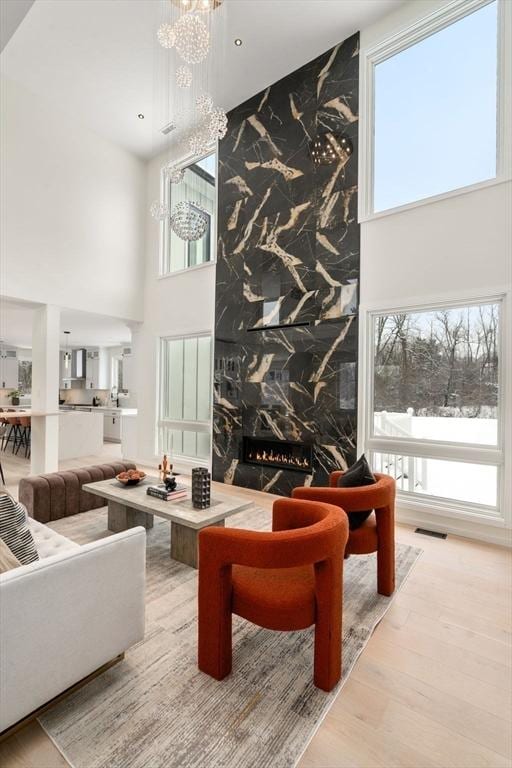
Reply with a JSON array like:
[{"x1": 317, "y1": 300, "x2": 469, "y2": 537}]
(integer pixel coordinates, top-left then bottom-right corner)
[
  {"x1": 213, "y1": 32, "x2": 360, "y2": 497},
  {"x1": 192, "y1": 467, "x2": 211, "y2": 509},
  {"x1": 310, "y1": 132, "x2": 353, "y2": 166},
  {"x1": 164, "y1": 475, "x2": 177, "y2": 492}
]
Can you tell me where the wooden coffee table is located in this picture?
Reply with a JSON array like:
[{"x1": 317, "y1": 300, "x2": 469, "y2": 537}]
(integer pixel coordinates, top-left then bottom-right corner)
[{"x1": 83, "y1": 477, "x2": 254, "y2": 568}]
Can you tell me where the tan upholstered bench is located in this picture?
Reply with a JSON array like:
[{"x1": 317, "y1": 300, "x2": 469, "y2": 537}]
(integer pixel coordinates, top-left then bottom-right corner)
[{"x1": 19, "y1": 462, "x2": 136, "y2": 522}]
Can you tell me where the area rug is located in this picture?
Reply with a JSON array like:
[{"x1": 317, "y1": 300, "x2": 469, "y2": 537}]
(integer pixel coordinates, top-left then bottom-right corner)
[{"x1": 40, "y1": 506, "x2": 421, "y2": 768}]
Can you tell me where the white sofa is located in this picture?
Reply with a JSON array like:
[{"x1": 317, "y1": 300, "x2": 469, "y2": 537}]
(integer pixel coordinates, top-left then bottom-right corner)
[{"x1": 0, "y1": 519, "x2": 146, "y2": 734}]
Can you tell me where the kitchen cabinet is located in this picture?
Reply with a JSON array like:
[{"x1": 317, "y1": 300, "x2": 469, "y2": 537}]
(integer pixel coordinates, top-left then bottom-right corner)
[
  {"x1": 0, "y1": 351, "x2": 18, "y2": 390},
  {"x1": 103, "y1": 410, "x2": 121, "y2": 443},
  {"x1": 86, "y1": 349, "x2": 108, "y2": 389}
]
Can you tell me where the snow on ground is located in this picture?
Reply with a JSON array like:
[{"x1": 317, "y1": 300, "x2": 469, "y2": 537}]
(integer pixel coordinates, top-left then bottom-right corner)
[{"x1": 375, "y1": 414, "x2": 498, "y2": 507}]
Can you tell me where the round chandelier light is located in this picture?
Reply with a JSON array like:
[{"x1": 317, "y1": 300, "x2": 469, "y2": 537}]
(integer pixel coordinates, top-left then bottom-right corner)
[
  {"x1": 173, "y1": 14, "x2": 210, "y2": 65},
  {"x1": 209, "y1": 106, "x2": 228, "y2": 139},
  {"x1": 196, "y1": 92, "x2": 213, "y2": 116},
  {"x1": 176, "y1": 65, "x2": 193, "y2": 88},
  {"x1": 170, "y1": 201, "x2": 209, "y2": 241},
  {"x1": 150, "y1": 200, "x2": 170, "y2": 221},
  {"x1": 157, "y1": 23, "x2": 175, "y2": 49}
]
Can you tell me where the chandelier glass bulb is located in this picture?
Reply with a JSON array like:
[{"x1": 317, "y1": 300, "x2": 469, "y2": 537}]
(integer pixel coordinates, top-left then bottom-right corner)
[
  {"x1": 176, "y1": 65, "x2": 193, "y2": 88},
  {"x1": 157, "y1": 23, "x2": 175, "y2": 49},
  {"x1": 196, "y1": 93, "x2": 213, "y2": 116},
  {"x1": 150, "y1": 200, "x2": 170, "y2": 221},
  {"x1": 173, "y1": 14, "x2": 210, "y2": 65},
  {"x1": 170, "y1": 201, "x2": 209, "y2": 241}
]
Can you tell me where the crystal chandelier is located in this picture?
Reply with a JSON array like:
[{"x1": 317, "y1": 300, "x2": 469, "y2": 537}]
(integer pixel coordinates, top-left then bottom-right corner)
[
  {"x1": 196, "y1": 92, "x2": 213, "y2": 116},
  {"x1": 157, "y1": 23, "x2": 175, "y2": 49},
  {"x1": 176, "y1": 65, "x2": 193, "y2": 88},
  {"x1": 170, "y1": 201, "x2": 209, "y2": 241},
  {"x1": 173, "y1": 14, "x2": 210, "y2": 65}
]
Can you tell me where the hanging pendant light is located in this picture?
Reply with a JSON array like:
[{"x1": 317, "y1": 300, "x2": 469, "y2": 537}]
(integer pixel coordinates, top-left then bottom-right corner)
[{"x1": 63, "y1": 331, "x2": 71, "y2": 371}]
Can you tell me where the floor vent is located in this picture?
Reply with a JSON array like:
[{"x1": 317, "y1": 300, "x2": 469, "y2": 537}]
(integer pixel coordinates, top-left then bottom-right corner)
[{"x1": 415, "y1": 527, "x2": 447, "y2": 539}]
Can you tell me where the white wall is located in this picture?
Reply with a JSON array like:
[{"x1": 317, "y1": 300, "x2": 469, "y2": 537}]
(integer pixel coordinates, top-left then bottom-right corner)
[
  {"x1": 358, "y1": 0, "x2": 512, "y2": 545},
  {"x1": 131, "y1": 148, "x2": 216, "y2": 466},
  {"x1": 0, "y1": 77, "x2": 146, "y2": 321}
]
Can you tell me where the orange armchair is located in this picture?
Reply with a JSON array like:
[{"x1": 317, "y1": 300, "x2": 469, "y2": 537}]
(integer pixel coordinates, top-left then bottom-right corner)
[
  {"x1": 292, "y1": 472, "x2": 396, "y2": 596},
  {"x1": 198, "y1": 498, "x2": 349, "y2": 692}
]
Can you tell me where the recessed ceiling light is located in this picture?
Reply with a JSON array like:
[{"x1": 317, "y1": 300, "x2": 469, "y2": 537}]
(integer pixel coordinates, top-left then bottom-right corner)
[
  {"x1": 234, "y1": 38, "x2": 242, "y2": 47},
  {"x1": 137, "y1": 113, "x2": 145, "y2": 119}
]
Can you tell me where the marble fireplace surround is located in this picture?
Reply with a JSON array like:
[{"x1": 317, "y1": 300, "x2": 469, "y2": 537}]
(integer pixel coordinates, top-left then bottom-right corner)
[{"x1": 213, "y1": 33, "x2": 360, "y2": 496}]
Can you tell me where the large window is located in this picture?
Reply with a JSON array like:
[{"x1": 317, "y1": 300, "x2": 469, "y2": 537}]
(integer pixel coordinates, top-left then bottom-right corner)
[
  {"x1": 159, "y1": 334, "x2": 212, "y2": 461},
  {"x1": 161, "y1": 152, "x2": 216, "y2": 275},
  {"x1": 367, "y1": 299, "x2": 503, "y2": 516},
  {"x1": 371, "y1": 0, "x2": 499, "y2": 213}
]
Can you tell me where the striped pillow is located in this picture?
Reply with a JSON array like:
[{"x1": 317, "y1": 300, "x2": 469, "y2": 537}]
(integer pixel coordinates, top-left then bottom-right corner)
[{"x1": 0, "y1": 493, "x2": 39, "y2": 565}]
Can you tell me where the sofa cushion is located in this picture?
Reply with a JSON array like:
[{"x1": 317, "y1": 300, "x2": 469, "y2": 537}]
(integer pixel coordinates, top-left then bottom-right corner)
[
  {"x1": 0, "y1": 493, "x2": 39, "y2": 564},
  {"x1": 29, "y1": 519, "x2": 80, "y2": 559},
  {"x1": 0, "y1": 537, "x2": 21, "y2": 573}
]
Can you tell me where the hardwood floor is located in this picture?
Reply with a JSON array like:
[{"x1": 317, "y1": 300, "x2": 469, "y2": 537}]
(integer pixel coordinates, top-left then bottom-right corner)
[{"x1": 1, "y1": 447, "x2": 511, "y2": 768}]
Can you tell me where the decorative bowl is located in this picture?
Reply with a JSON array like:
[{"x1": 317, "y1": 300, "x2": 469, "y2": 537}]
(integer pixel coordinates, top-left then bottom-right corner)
[{"x1": 116, "y1": 471, "x2": 146, "y2": 486}]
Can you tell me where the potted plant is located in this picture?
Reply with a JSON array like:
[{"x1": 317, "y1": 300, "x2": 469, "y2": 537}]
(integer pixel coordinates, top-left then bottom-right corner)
[{"x1": 8, "y1": 390, "x2": 21, "y2": 406}]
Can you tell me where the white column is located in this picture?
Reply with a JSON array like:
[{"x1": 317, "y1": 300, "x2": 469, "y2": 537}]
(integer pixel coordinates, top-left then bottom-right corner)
[{"x1": 31, "y1": 305, "x2": 60, "y2": 474}]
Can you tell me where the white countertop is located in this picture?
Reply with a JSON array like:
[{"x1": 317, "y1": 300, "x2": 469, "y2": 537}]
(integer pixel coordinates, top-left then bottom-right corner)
[{"x1": 59, "y1": 405, "x2": 137, "y2": 414}]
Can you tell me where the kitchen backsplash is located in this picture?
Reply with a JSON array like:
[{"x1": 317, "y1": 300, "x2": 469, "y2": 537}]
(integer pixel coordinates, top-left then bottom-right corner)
[{"x1": 59, "y1": 389, "x2": 110, "y2": 405}]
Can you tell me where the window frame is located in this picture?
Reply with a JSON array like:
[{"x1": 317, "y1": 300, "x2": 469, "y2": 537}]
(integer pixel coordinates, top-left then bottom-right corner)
[
  {"x1": 360, "y1": 292, "x2": 507, "y2": 523},
  {"x1": 159, "y1": 147, "x2": 218, "y2": 278},
  {"x1": 157, "y1": 331, "x2": 213, "y2": 464},
  {"x1": 359, "y1": 0, "x2": 511, "y2": 221}
]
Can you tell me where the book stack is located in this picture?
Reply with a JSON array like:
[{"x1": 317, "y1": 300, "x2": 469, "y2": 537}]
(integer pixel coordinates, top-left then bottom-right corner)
[{"x1": 146, "y1": 483, "x2": 187, "y2": 502}]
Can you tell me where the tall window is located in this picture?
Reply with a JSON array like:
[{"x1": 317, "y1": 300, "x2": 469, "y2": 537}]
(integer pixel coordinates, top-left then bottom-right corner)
[
  {"x1": 372, "y1": 0, "x2": 498, "y2": 213},
  {"x1": 159, "y1": 335, "x2": 212, "y2": 460},
  {"x1": 367, "y1": 300, "x2": 502, "y2": 514},
  {"x1": 161, "y1": 152, "x2": 216, "y2": 275}
]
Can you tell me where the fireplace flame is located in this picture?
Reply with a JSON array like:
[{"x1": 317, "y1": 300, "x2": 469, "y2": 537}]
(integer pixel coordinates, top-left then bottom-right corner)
[{"x1": 248, "y1": 448, "x2": 310, "y2": 469}]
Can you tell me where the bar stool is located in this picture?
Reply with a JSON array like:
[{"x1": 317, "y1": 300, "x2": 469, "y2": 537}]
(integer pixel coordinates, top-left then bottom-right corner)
[{"x1": 16, "y1": 416, "x2": 31, "y2": 459}]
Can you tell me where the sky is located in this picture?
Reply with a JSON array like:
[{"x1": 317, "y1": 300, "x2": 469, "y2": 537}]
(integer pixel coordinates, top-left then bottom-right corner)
[{"x1": 374, "y1": 0, "x2": 498, "y2": 212}]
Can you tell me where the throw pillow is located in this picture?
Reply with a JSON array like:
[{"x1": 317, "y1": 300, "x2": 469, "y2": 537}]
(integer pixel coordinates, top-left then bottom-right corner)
[
  {"x1": 0, "y1": 537, "x2": 21, "y2": 573},
  {"x1": 0, "y1": 493, "x2": 39, "y2": 565},
  {"x1": 337, "y1": 455, "x2": 377, "y2": 530}
]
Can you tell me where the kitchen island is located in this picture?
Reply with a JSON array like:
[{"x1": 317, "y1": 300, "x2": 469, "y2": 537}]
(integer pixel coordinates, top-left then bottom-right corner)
[{"x1": 59, "y1": 410, "x2": 103, "y2": 459}]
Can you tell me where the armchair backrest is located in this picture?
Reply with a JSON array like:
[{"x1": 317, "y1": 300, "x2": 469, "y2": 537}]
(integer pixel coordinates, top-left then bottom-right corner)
[{"x1": 199, "y1": 498, "x2": 348, "y2": 571}]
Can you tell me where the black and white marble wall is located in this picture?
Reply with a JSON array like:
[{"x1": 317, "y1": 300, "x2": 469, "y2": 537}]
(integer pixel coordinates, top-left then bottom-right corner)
[{"x1": 213, "y1": 33, "x2": 360, "y2": 495}]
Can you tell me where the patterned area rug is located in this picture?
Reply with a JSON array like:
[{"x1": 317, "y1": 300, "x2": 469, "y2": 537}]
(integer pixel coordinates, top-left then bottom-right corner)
[{"x1": 40, "y1": 506, "x2": 421, "y2": 768}]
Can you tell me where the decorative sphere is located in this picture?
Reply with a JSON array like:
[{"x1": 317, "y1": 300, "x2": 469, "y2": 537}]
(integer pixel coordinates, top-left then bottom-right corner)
[
  {"x1": 170, "y1": 201, "x2": 209, "y2": 241},
  {"x1": 176, "y1": 65, "x2": 193, "y2": 88},
  {"x1": 169, "y1": 167, "x2": 185, "y2": 184},
  {"x1": 157, "y1": 23, "x2": 175, "y2": 49},
  {"x1": 196, "y1": 93, "x2": 213, "y2": 116},
  {"x1": 173, "y1": 14, "x2": 210, "y2": 65},
  {"x1": 209, "y1": 106, "x2": 228, "y2": 139}
]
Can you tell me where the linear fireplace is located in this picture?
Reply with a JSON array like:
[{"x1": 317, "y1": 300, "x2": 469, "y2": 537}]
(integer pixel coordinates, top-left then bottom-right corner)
[{"x1": 243, "y1": 437, "x2": 313, "y2": 473}]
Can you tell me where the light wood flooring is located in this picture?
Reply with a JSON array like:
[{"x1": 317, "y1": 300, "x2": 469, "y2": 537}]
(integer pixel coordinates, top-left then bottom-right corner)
[{"x1": 1, "y1": 447, "x2": 511, "y2": 768}]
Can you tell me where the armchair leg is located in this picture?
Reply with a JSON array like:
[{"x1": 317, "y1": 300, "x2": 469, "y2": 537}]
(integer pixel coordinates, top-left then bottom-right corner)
[
  {"x1": 376, "y1": 505, "x2": 395, "y2": 596},
  {"x1": 313, "y1": 557, "x2": 342, "y2": 692},
  {"x1": 198, "y1": 565, "x2": 233, "y2": 680}
]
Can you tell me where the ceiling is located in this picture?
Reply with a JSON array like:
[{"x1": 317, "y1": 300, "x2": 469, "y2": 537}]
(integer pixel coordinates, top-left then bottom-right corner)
[
  {"x1": 0, "y1": 0, "x2": 403, "y2": 159},
  {"x1": 0, "y1": 299, "x2": 132, "y2": 349}
]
